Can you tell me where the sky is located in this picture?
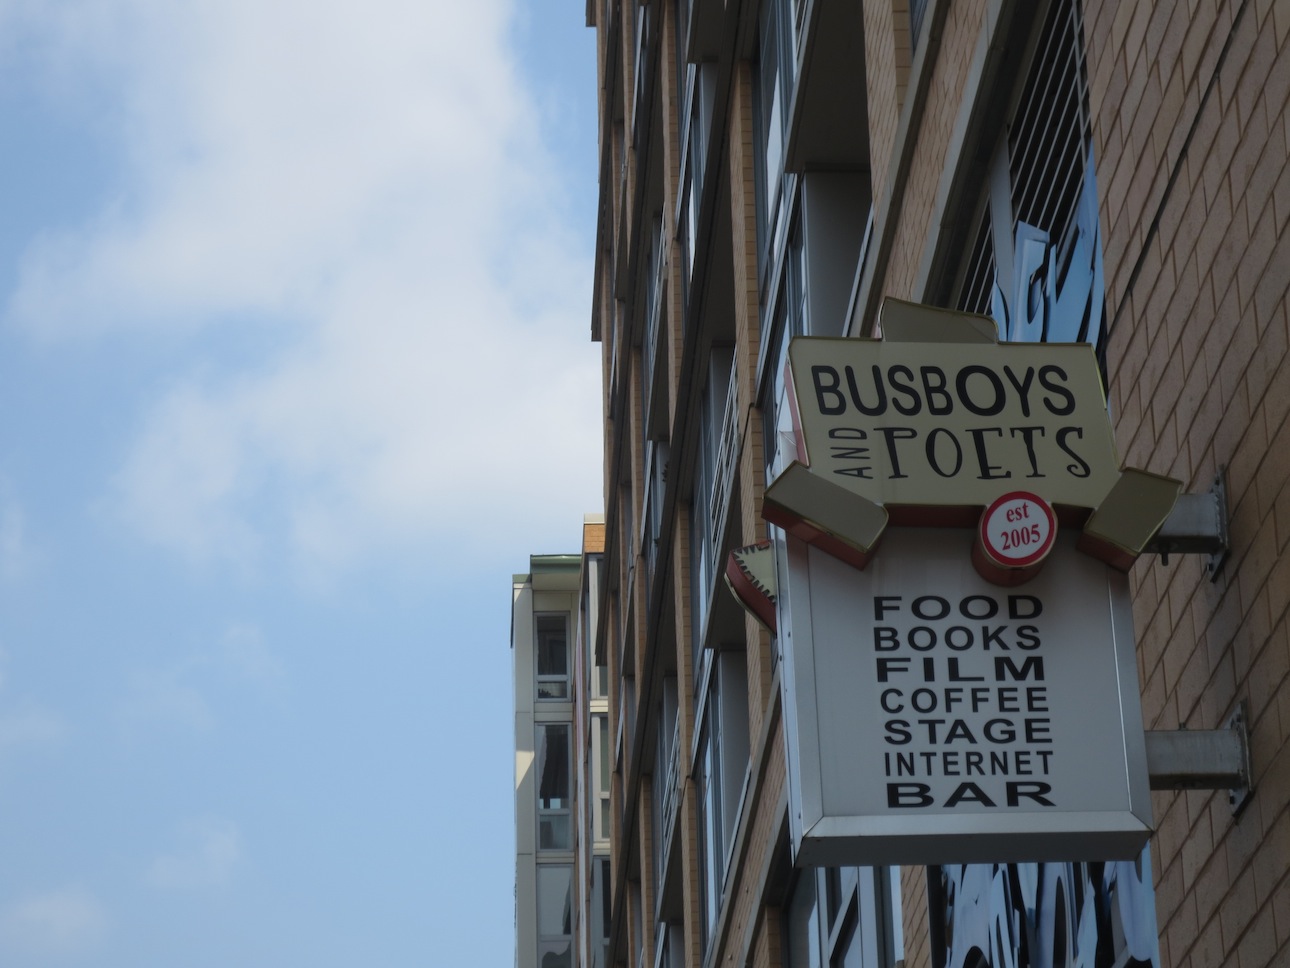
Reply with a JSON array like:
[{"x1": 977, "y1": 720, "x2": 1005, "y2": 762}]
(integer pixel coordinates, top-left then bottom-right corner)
[{"x1": 0, "y1": 1, "x2": 601, "y2": 965}]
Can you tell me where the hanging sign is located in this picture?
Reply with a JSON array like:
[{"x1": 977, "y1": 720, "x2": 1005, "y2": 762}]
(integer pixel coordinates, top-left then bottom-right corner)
[
  {"x1": 778, "y1": 528, "x2": 1153, "y2": 866},
  {"x1": 752, "y1": 300, "x2": 1164, "y2": 866},
  {"x1": 763, "y1": 300, "x2": 1181, "y2": 576}
]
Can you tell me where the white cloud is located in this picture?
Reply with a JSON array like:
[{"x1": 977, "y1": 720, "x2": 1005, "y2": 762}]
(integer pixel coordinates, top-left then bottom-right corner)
[
  {"x1": 0, "y1": 500, "x2": 25, "y2": 581},
  {"x1": 0, "y1": 481, "x2": 40, "y2": 583},
  {"x1": 0, "y1": 701, "x2": 68, "y2": 753},
  {"x1": 115, "y1": 667, "x2": 214, "y2": 735},
  {"x1": 5, "y1": 0, "x2": 602, "y2": 572},
  {"x1": 216, "y1": 624, "x2": 285, "y2": 688},
  {"x1": 146, "y1": 817, "x2": 243, "y2": 891},
  {"x1": 0, "y1": 887, "x2": 108, "y2": 956}
]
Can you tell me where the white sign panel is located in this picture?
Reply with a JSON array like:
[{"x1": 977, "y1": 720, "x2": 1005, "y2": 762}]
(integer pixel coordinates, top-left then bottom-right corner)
[{"x1": 778, "y1": 528, "x2": 1152, "y2": 866}]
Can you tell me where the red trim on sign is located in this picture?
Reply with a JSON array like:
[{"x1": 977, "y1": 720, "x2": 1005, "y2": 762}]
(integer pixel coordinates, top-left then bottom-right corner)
[
  {"x1": 724, "y1": 544, "x2": 778, "y2": 633},
  {"x1": 978, "y1": 491, "x2": 1057, "y2": 568}
]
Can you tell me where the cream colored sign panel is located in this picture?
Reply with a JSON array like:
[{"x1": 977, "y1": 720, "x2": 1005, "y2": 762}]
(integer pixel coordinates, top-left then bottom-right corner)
[
  {"x1": 778, "y1": 528, "x2": 1152, "y2": 866},
  {"x1": 787, "y1": 339, "x2": 1120, "y2": 510}
]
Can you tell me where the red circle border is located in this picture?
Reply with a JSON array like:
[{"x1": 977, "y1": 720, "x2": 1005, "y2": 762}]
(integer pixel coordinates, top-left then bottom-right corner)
[{"x1": 978, "y1": 491, "x2": 1057, "y2": 568}]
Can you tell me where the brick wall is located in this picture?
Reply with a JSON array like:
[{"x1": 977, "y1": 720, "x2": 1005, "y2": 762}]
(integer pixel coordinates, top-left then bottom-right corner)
[{"x1": 1087, "y1": 0, "x2": 1290, "y2": 965}]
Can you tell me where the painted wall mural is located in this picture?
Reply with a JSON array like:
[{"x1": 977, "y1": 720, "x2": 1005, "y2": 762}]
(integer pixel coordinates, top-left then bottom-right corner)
[{"x1": 930, "y1": 853, "x2": 1159, "y2": 968}]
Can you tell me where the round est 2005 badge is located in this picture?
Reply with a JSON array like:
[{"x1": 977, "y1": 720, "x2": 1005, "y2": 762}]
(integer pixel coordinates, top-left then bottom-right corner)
[{"x1": 978, "y1": 491, "x2": 1058, "y2": 569}]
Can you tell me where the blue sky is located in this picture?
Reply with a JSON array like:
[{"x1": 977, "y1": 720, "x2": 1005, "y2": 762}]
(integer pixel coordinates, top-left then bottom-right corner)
[{"x1": 0, "y1": 2, "x2": 600, "y2": 964}]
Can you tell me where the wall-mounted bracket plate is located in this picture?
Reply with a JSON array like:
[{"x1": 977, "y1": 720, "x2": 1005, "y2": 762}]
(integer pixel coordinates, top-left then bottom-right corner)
[
  {"x1": 1145, "y1": 700, "x2": 1252, "y2": 816},
  {"x1": 1146, "y1": 468, "x2": 1230, "y2": 579}
]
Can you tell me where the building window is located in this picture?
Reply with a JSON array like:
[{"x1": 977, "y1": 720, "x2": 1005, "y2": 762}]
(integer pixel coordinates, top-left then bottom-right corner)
[
  {"x1": 689, "y1": 347, "x2": 735, "y2": 661},
  {"x1": 755, "y1": 0, "x2": 798, "y2": 276},
  {"x1": 592, "y1": 714, "x2": 611, "y2": 843},
  {"x1": 695, "y1": 650, "x2": 750, "y2": 950},
  {"x1": 910, "y1": 0, "x2": 928, "y2": 48},
  {"x1": 785, "y1": 867, "x2": 904, "y2": 968},
  {"x1": 591, "y1": 857, "x2": 611, "y2": 968},
  {"x1": 536, "y1": 613, "x2": 571, "y2": 700},
  {"x1": 537, "y1": 864, "x2": 574, "y2": 968},
  {"x1": 537, "y1": 723, "x2": 572, "y2": 850},
  {"x1": 955, "y1": 0, "x2": 1103, "y2": 356}
]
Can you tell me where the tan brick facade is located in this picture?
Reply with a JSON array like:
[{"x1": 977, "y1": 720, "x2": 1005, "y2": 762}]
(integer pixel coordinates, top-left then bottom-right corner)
[{"x1": 582, "y1": 1, "x2": 1290, "y2": 967}]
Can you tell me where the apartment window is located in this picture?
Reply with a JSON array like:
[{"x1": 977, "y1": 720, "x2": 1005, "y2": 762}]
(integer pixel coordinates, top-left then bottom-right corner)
[
  {"x1": 689, "y1": 346, "x2": 735, "y2": 661},
  {"x1": 591, "y1": 857, "x2": 611, "y2": 968},
  {"x1": 536, "y1": 613, "x2": 571, "y2": 700},
  {"x1": 910, "y1": 0, "x2": 928, "y2": 47},
  {"x1": 785, "y1": 867, "x2": 904, "y2": 968},
  {"x1": 755, "y1": 0, "x2": 798, "y2": 275},
  {"x1": 695, "y1": 650, "x2": 750, "y2": 950},
  {"x1": 593, "y1": 714, "x2": 611, "y2": 842},
  {"x1": 537, "y1": 864, "x2": 574, "y2": 968},
  {"x1": 537, "y1": 723, "x2": 572, "y2": 850},
  {"x1": 955, "y1": 0, "x2": 1103, "y2": 356}
]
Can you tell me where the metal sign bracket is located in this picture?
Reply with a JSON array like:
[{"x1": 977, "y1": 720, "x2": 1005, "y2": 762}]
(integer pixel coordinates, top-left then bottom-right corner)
[
  {"x1": 1147, "y1": 468, "x2": 1230, "y2": 579},
  {"x1": 1145, "y1": 700, "x2": 1253, "y2": 815}
]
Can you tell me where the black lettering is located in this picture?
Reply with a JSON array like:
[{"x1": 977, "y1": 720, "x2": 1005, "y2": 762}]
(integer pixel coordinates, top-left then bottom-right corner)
[
  {"x1": 876, "y1": 657, "x2": 910, "y2": 681},
  {"x1": 1024, "y1": 718, "x2": 1053, "y2": 743},
  {"x1": 995, "y1": 656, "x2": 1045, "y2": 682},
  {"x1": 881, "y1": 689, "x2": 904, "y2": 713},
  {"x1": 829, "y1": 443, "x2": 872, "y2": 461},
  {"x1": 1026, "y1": 687, "x2": 1049, "y2": 712},
  {"x1": 1006, "y1": 781, "x2": 1055, "y2": 807},
  {"x1": 1002, "y1": 365, "x2": 1037, "y2": 417},
  {"x1": 980, "y1": 625, "x2": 1008, "y2": 649},
  {"x1": 908, "y1": 627, "x2": 937, "y2": 651},
  {"x1": 884, "y1": 720, "x2": 911, "y2": 745},
  {"x1": 847, "y1": 365, "x2": 888, "y2": 416},
  {"x1": 1038, "y1": 365, "x2": 1076, "y2": 415},
  {"x1": 1016, "y1": 625, "x2": 1041, "y2": 650},
  {"x1": 874, "y1": 627, "x2": 900, "y2": 651},
  {"x1": 812, "y1": 366, "x2": 846, "y2": 414},
  {"x1": 925, "y1": 427, "x2": 964, "y2": 477},
  {"x1": 983, "y1": 719, "x2": 1016, "y2": 743},
  {"x1": 943, "y1": 720, "x2": 977, "y2": 743},
  {"x1": 912, "y1": 596, "x2": 950, "y2": 620},
  {"x1": 921, "y1": 367, "x2": 953, "y2": 415},
  {"x1": 956, "y1": 365, "x2": 1007, "y2": 416},
  {"x1": 967, "y1": 427, "x2": 1012, "y2": 480},
  {"x1": 960, "y1": 595, "x2": 998, "y2": 619},
  {"x1": 945, "y1": 782, "x2": 996, "y2": 807},
  {"x1": 874, "y1": 596, "x2": 902, "y2": 620},
  {"x1": 1056, "y1": 426, "x2": 1092, "y2": 477},
  {"x1": 911, "y1": 689, "x2": 937, "y2": 713},
  {"x1": 1009, "y1": 426, "x2": 1047, "y2": 477},
  {"x1": 948, "y1": 658, "x2": 985, "y2": 681},
  {"x1": 887, "y1": 783, "x2": 933, "y2": 807},
  {"x1": 828, "y1": 427, "x2": 871, "y2": 464},
  {"x1": 945, "y1": 627, "x2": 975, "y2": 651},
  {"x1": 917, "y1": 719, "x2": 946, "y2": 742},
  {"x1": 877, "y1": 427, "x2": 917, "y2": 478},
  {"x1": 1008, "y1": 596, "x2": 1042, "y2": 619},
  {"x1": 888, "y1": 365, "x2": 922, "y2": 415}
]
